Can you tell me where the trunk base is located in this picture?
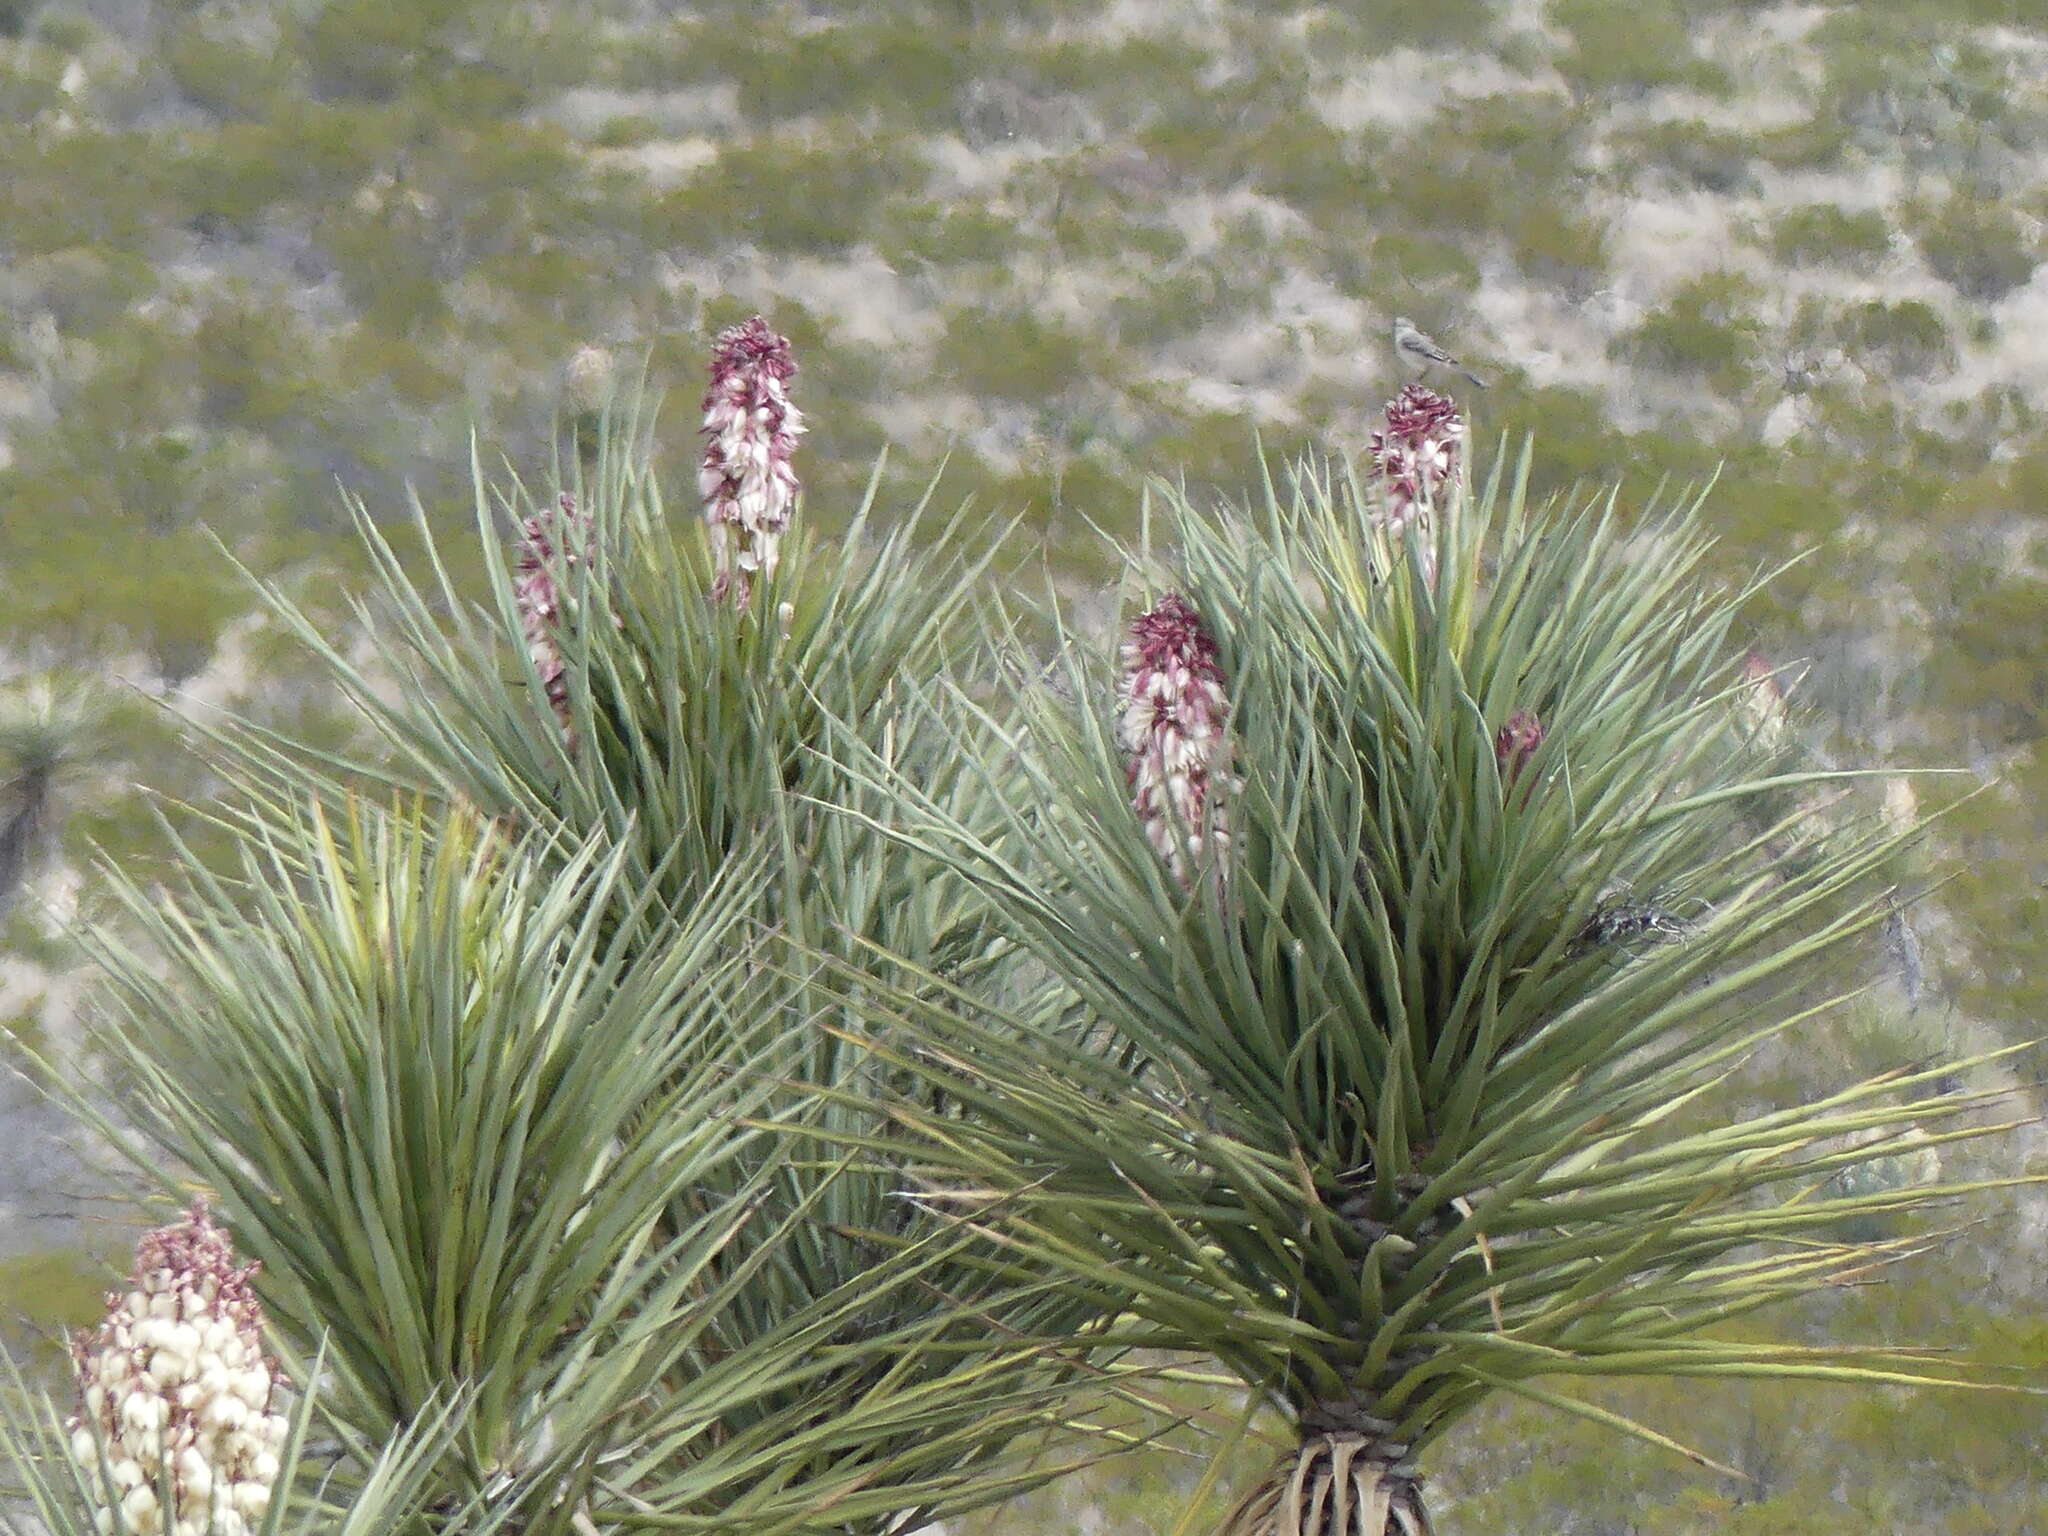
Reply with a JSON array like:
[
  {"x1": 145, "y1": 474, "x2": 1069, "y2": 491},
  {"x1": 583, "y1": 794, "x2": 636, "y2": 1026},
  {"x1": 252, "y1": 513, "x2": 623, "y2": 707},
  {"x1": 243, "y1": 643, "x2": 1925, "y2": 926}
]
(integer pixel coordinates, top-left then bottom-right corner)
[{"x1": 1223, "y1": 1432, "x2": 1431, "y2": 1536}]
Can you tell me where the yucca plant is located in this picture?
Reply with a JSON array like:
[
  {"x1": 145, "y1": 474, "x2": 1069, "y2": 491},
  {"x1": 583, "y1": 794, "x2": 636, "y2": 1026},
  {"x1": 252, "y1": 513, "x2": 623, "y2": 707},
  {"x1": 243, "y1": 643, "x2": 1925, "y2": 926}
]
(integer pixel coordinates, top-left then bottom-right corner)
[
  {"x1": 52, "y1": 789, "x2": 1121, "y2": 1534},
  {"x1": 817, "y1": 401, "x2": 2030, "y2": 1533},
  {"x1": 57, "y1": 321, "x2": 1139, "y2": 1532}
]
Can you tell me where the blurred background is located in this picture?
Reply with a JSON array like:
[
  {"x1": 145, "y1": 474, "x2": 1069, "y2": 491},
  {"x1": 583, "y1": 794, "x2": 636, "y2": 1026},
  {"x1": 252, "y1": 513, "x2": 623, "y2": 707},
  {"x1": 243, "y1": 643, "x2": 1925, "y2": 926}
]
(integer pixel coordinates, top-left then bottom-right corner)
[{"x1": 1, "y1": 0, "x2": 2044, "y2": 1529}]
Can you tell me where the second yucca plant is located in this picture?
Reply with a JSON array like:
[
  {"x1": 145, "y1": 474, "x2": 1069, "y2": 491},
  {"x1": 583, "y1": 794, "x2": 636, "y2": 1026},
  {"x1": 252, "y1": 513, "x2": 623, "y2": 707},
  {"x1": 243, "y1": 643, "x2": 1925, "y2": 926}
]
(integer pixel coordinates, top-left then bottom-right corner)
[{"x1": 826, "y1": 392, "x2": 2025, "y2": 1533}]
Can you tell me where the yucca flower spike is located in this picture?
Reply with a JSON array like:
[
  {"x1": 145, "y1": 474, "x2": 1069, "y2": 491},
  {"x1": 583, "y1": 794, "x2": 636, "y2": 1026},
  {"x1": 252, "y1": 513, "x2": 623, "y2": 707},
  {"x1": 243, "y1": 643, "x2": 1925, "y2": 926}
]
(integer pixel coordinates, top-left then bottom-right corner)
[
  {"x1": 68, "y1": 1204, "x2": 288, "y2": 1536},
  {"x1": 1368, "y1": 383, "x2": 1465, "y2": 536},
  {"x1": 1119, "y1": 592, "x2": 1234, "y2": 887},
  {"x1": 513, "y1": 490, "x2": 591, "y2": 751},
  {"x1": 700, "y1": 315, "x2": 804, "y2": 608}
]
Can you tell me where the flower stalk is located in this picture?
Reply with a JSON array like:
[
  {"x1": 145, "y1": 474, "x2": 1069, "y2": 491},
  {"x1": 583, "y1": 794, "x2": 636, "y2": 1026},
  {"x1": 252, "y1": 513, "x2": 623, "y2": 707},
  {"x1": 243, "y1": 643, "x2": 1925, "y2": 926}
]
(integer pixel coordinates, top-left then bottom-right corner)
[
  {"x1": 699, "y1": 316, "x2": 804, "y2": 608},
  {"x1": 513, "y1": 491, "x2": 591, "y2": 752},
  {"x1": 1367, "y1": 383, "x2": 1465, "y2": 536},
  {"x1": 1119, "y1": 593, "x2": 1234, "y2": 886}
]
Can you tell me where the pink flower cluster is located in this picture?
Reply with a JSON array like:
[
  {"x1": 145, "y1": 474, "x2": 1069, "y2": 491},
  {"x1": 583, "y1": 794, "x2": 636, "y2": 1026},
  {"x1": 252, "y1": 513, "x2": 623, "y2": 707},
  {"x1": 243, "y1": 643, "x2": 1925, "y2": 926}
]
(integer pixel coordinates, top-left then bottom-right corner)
[
  {"x1": 699, "y1": 316, "x2": 804, "y2": 608},
  {"x1": 1367, "y1": 384, "x2": 1465, "y2": 535},
  {"x1": 1119, "y1": 594, "x2": 1234, "y2": 886},
  {"x1": 68, "y1": 1204, "x2": 287, "y2": 1536},
  {"x1": 514, "y1": 491, "x2": 590, "y2": 752}
]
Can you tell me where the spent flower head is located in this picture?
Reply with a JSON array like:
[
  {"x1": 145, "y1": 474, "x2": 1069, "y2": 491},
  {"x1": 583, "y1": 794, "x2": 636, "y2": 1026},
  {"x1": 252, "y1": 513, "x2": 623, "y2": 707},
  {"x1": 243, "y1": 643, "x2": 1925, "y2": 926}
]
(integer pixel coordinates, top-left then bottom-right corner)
[
  {"x1": 1118, "y1": 593, "x2": 1234, "y2": 887},
  {"x1": 513, "y1": 491, "x2": 591, "y2": 752},
  {"x1": 699, "y1": 315, "x2": 804, "y2": 608},
  {"x1": 69, "y1": 1204, "x2": 288, "y2": 1536},
  {"x1": 1367, "y1": 383, "x2": 1465, "y2": 536}
]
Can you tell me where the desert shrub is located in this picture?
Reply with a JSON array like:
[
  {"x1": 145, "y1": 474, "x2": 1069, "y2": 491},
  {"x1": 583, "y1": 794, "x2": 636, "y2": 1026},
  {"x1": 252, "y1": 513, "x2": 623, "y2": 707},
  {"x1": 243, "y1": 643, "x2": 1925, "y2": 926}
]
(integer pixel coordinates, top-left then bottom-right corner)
[
  {"x1": 1615, "y1": 120, "x2": 1759, "y2": 194},
  {"x1": 1618, "y1": 271, "x2": 1763, "y2": 385},
  {"x1": 1509, "y1": 203, "x2": 1608, "y2": 295},
  {"x1": 935, "y1": 303, "x2": 1099, "y2": 402},
  {"x1": 1911, "y1": 198, "x2": 2038, "y2": 302},
  {"x1": 1366, "y1": 229, "x2": 1482, "y2": 297},
  {"x1": 1771, "y1": 203, "x2": 1894, "y2": 270},
  {"x1": 13, "y1": 245, "x2": 157, "y2": 332},
  {"x1": 172, "y1": 124, "x2": 300, "y2": 236},
  {"x1": 591, "y1": 112, "x2": 662, "y2": 148},
  {"x1": 1550, "y1": 0, "x2": 1726, "y2": 97},
  {"x1": 296, "y1": 0, "x2": 476, "y2": 102},
  {"x1": 0, "y1": 129, "x2": 172, "y2": 256},
  {"x1": 162, "y1": 17, "x2": 294, "y2": 119},
  {"x1": 1840, "y1": 298, "x2": 1952, "y2": 379},
  {"x1": 878, "y1": 199, "x2": 1022, "y2": 270},
  {"x1": 1321, "y1": 0, "x2": 1498, "y2": 45},
  {"x1": 193, "y1": 294, "x2": 316, "y2": 430},
  {"x1": 657, "y1": 132, "x2": 927, "y2": 254},
  {"x1": 1239, "y1": 108, "x2": 1379, "y2": 227},
  {"x1": 1021, "y1": 33, "x2": 1211, "y2": 135},
  {"x1": 680, "y1": 16, "x2": 973, "y2": 125}
]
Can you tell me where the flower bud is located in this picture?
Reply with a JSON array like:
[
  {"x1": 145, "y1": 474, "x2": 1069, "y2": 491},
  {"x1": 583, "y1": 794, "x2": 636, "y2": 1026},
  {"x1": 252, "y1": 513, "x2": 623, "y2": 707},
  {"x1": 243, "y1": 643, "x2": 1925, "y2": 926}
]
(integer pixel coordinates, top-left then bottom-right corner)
[
  {"x1": 1494, "y1": 709, "x2": 1545, "y2": 789},
  {"x1": 514, "y1": 491, "x2": 595, "y2": 752}
]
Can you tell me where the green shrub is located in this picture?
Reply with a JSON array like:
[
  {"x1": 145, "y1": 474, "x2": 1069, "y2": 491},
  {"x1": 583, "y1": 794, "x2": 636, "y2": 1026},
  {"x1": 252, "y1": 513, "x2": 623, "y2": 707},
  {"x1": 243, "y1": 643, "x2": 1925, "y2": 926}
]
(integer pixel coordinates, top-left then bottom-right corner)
[
  {"x1": 1022, "y1": 34, "x2": 1212, "y2": 136},
  {"x1": 1614, "y1": 121, "x2": 1758, "y2": 194},
  {"x1": 1839, "y1": 298, "x2": 1952, "y2": 379},
  {"x1": 1324, "y1": 0, "x2": 1498, "y2": 45},
  {"x1": 162, "y1": 19, "x2": 294, "y2": 119},
  {"x1": 1550, "y1": 0, "x2": 1725, "y2": 97},
  {"x1": 656, "y1": 133, "x2": 928, "y2": 255},
  {"x1": 1618, "y1": 272, "x2": 1763, "y2": 385},
  {"x1": 296, "y1": 0, "x2": 472, "y2": 101},
  {"x1": 13, "y1": 245, "x2": 157, "y2": 332},
  {"x1": 0, "y1": 129, "x2": 173, "y2": 257},
  {"x1": 1239, "y1": 109, "x2": 1378, "y2": 227},
  {"x1": 935, "y1": 304, "x2": 1098, "y2": 402},
  {"x1": 194, "y1": 294, "x2": 315, "y2": 429},
  {"x1": 1366, "y1": 230, "x2": 1482, "y2": 296},
  {"x1": 591, "y1": 112, "x2": 662, "y2": 148},
  {"x1": 1912, "y1": 198, "x2": 2037, "y2": 302},
  {"x1": 1509, "y1": 204, "x2": 1608, "y2": 295},
  {"x1": 683, "y1": 17, "x2": 972, "y2": 125},
  {"x1": 1771, "y1": 203, "x2": 1894, "y2": 270},
  {"x1": 878, "y1": 199, "x2": 1024, "y2": 270},
  {"x1": 173, "y1": 124, "x2": 300, "y2": 236}
]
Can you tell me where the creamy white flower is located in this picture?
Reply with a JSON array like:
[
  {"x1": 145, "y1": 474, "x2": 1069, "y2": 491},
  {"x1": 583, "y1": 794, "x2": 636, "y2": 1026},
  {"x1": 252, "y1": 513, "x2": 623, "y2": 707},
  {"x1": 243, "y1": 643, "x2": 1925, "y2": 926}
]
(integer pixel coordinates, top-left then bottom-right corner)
[{"x1": 68, "y1": 1206, "x2": 285, "y2": 1536}]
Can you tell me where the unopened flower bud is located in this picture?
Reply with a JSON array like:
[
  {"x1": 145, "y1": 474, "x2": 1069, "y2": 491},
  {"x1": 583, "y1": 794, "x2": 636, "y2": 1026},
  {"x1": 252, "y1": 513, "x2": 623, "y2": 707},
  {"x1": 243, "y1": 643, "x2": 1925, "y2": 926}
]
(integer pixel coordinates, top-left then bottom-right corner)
[
  {"x1": 514, "y1": 491, "x2": 595, "y2": 752},
  {"x1": 1494, "y1": 709, "x2": 1545, "y2": 789}
]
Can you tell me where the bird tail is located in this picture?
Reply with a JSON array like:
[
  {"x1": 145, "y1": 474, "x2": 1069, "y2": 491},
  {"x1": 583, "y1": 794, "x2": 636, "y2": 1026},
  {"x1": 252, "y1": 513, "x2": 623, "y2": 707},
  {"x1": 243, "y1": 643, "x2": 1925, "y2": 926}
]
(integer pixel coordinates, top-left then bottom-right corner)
[{"x1": 1460, "y1": 367, "x2": 1489, "y2": 389}]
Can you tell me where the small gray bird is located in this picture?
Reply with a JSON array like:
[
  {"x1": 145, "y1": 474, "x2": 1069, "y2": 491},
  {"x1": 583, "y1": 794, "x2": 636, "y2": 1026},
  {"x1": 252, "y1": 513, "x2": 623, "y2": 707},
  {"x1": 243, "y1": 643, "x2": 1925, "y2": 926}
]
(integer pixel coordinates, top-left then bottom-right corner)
[{"x1": 1392, "y1": 317, "x2": 1488, "y2": 389}]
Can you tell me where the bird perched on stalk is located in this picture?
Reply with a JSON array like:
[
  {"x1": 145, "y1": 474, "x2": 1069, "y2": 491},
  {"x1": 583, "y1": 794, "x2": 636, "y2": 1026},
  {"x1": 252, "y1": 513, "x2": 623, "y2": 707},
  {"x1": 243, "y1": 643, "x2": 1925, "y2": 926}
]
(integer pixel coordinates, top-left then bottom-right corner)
[{"x1": 1392, "y1": 316, "x2": 1488, "y2": 389}]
